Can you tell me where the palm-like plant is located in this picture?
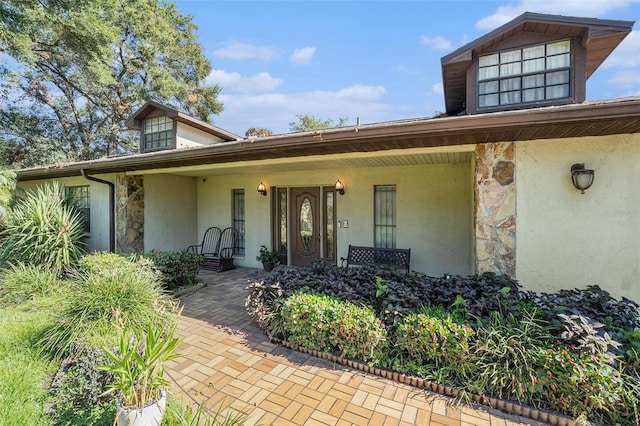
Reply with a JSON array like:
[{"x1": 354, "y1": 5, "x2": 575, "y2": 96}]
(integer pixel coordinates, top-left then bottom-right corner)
[
  {"x1": 100, "y1": 323, "x2": 182, "y2": 408},
  {"x1": 0, "y1": 168, "x2": 17, "y2": 227},
  {"x1": 0, "y1": 181, "x2": 86, "y2": 273}
]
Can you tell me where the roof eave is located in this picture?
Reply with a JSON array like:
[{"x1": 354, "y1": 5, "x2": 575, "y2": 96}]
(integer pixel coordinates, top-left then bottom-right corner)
[{"x1": 16, "y1": 98, "x2": 640, "y2": 181}]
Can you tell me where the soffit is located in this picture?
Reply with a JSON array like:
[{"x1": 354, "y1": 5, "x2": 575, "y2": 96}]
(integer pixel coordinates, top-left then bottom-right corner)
[{"x1": 140, "y1": 149, "x2": 475, "y2": 177}]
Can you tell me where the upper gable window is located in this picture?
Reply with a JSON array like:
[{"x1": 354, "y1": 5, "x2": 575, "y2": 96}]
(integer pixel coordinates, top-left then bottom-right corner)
[
  {"x1": 143, "y1": 116, "x2": 175, "y2": 151},
  {"x1": 478, "y1": 40, "x2": 571, "y2": 109}
]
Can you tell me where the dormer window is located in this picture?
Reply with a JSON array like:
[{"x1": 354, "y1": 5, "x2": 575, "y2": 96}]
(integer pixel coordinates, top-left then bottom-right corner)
[
  {"x1": 478, "y1": 40, "x2": 571, "y2": 109},
  {"x1": 143, "y1": 116, "x2": 175, "y2": 151}
]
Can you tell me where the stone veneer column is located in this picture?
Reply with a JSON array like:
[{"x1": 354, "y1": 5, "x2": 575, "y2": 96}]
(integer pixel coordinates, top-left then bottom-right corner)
[
  {"x1": 474, "y1": 142, "x2": 516, "y2": 277},
  {"x1": 115, "y1": 173, "x2": 144, "y2": 254}
]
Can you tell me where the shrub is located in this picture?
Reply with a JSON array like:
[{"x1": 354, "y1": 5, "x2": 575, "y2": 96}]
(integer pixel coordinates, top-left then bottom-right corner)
[
  {"x1": 0, "y1": 182, "x2": 86, "y2": 273},
  {"x1": 622, "y1": 328, "x2": 640, "y2": 368},
  {"x1": 281, "y1": 291, "x2": 387, "y2": 363},
  {"x1": 535, "y1": 285, "x2": 640, "y2": 332},
  {"x1": 247, "y1": 261, "x2": 534, "y2": 329},
  {"x1": 145, "y1": 250, "x2": 203, "y2": 292},
  {"x1": 47, "y1": 347, "x2": 116, "y2": 426},
  {"x1": 0, "y1": 263, "x2": 62, "y2": 305},
  {"x1": 394, "y1": 305, "x2": 473, "y2": 370},
  {"x1": 78, "y1": 252, "x2": 152, "y2": 275},
  {"x1": 38, "y1": 257, "x2": 179, "y2": 358},
  {"x1": 466, "y1": 309, "x2": 552, "y2": 402},
  {"x1": 246, "y1": 280, "x2": 285, "y2": 332},
  {"x1": 558, "y1": 313, "x2": 621, "y2": 357},
  {"x1": 536, "y1": 345, "x2": 637, "y2": 425}
]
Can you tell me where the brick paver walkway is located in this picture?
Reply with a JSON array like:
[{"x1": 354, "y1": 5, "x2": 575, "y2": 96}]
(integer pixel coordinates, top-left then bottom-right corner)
[{"x1": 166, "y1": 268, "x2": 548, "y2": 426}]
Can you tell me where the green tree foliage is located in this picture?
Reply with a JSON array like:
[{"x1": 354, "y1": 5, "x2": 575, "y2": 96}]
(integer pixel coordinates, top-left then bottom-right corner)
[
  {"x1": 0, "y1": 0, "x2": 223, "y2": 167},
  {"x1": 288, "y1": 114, "x2": 348, "y2": 133},
  {"x1": 245, "y1": 127, "x2": 274, "y2": 137}
]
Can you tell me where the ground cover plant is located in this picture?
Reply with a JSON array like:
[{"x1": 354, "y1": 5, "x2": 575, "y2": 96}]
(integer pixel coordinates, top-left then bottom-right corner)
[{"x1": 247, "y1": 260, "x2": 640, "y2": 425}]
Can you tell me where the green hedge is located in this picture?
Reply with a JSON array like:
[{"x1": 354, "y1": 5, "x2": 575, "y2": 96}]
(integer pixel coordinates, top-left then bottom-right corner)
[
  {"x1": 281, "y1": 292, "x2": 387, "y2": 363},
  {"x1": 145, "y1": 250, "x2": 203, "y2": 292}
]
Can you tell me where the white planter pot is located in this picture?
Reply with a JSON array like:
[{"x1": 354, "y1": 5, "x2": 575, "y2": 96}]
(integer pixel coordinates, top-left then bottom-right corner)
[{"x1": 117, "y1": 389, "x2": 167, "y2": 426}]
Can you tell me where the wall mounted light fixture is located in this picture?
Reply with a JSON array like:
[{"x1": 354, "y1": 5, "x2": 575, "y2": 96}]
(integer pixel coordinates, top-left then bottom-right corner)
[
  {"x1": 257, "y1": 182, "x2": 267, "y2": 196},
  {"x1": 335, "y1": 179, "x2": 345, "y2": 195},
  {"x1": 571, "y1": 164, "x2": 594, "y2": 194}
]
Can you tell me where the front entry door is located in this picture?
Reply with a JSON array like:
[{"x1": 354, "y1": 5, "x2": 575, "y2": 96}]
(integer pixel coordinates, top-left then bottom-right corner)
[{"x1": 290, "y1": 187, "x2": 320, "y2": 266}]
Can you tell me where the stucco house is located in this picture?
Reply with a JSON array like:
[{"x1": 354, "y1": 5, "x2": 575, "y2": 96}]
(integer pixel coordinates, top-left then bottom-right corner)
[{"x1": 16, "y1": 12, "x2": 640, "y2": 301}]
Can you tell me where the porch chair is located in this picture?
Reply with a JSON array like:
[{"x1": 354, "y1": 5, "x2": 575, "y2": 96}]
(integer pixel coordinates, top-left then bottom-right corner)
[{"x1": 188, "y1": 226, "x2": 238, "y2": 272}]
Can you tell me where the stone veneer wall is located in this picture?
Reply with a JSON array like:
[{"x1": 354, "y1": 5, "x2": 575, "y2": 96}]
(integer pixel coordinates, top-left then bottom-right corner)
[
  {"x1": 116, "y1": 173, "x2": 144, "y2": 253},
  {"x1": 474, "y1": 142, "x2": 516, "y2": 277}
]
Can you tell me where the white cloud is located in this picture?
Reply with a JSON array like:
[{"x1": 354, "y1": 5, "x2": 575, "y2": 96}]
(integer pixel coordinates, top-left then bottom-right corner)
[
  {"x1": 205, "y1": 69, "x2": 241, "y2": 87},
  {"x1": 212, "y1": 85, "x2": 391, "y2": 135},
  {"x1": 290, "y1": 47, "x2": 316, "y2": 65},
  {"x1": 236, "y1": 72, "x2": 283, "y2": 93},
  {"x1": 603, "y1": 31, "x2": 640, "y2": 68},
  {"x1": 213, "y1": 42, "x2": 278, "y2": 60},
  {"x1": 206, "y1": 70, "x2": 282, "y2": 94},
  {"x1": 420, "y1": 35, "x2": 452, "y2": 50},
  {"x1": 607, "y1": 69, "x2": 640, "y2": 88},
  {"x1": 432, "y1": 82, "x2": 444, "y2": 95},
  {"x1": 337, "y1": 85, "x2": 386, "y2": 101},
  {"x1": 476, "y1": 0, "x2": 637, "y2": 29}
]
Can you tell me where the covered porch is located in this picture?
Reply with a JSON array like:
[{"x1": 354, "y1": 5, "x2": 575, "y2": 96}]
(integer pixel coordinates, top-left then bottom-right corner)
[{"x1": 131, "y1": 144, "x2": 478, "y2": 276}]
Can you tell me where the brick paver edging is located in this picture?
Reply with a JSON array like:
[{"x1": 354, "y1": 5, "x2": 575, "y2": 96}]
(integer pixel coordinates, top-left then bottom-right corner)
[{"x1": 270, "y1": 338, "x2": 582, "y2": 426}]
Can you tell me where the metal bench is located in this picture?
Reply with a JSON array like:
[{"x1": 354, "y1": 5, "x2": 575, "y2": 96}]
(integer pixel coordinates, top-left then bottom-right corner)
[
  {"x1": 188, "y1": 226, "x2": 238, "y2": 272},
  {"x1": 340, "y1": 244, "x2": 411, "y2": 273}
]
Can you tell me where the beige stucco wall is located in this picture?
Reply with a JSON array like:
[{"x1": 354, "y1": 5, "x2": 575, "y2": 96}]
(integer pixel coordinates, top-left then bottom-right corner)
[
  {"x1": 143, "y1": 174, "x2": 197, "y2": 251},
  {"x1": 16, "y1": 174, "x2": 115, "y2": 253},
  {"x1": 196, "y1": 163, "x2": 473, "y2": 275},
  {"x1": 515, "y1": 133, "x2": 640, "y2": 301},
  {"x1": 176, "y1": 123, "x2": 224, "y2": 148}
]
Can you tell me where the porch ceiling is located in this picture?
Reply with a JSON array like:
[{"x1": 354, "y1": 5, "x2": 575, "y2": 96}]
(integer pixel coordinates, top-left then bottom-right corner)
[{"x1": 153, "y1": 148, "x2": 474, "y2": 177}]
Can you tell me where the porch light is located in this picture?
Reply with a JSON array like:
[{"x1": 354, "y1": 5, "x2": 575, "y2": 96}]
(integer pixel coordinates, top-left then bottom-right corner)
[
  {"x1": 571, "y1": 164, "x2": 594, "y2": 194},
  {"x1": 335, "y1": 179, "x2": 345, "y2": 195},
  {"x1": 257, "y1": 182, "x2": 267, "y2": 196}
]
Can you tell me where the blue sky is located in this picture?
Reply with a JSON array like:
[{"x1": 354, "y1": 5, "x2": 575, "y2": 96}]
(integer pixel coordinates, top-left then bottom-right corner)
[{"x1": 181, "y1": 1, "x2": 638, "y2": 135}]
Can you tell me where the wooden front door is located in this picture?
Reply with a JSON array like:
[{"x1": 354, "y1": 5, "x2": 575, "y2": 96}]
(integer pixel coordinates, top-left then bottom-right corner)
[{"x1": 290, "y1": 187, "x2": 320, "y2": 266}]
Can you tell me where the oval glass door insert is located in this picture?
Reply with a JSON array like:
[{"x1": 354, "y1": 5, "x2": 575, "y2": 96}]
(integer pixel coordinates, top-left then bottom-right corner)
[{"x1": 300, "y1": 197, "x2": 313, "y2": 252}]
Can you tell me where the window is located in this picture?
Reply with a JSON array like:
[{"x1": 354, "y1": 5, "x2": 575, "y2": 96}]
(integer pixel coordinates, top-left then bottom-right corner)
[
  {"x1": 65, "y1": 185, "x2": 90, "y2": 232},
  {"x1": 232, "y1": 189, "x2": 245, "y2": 256},
  {"x1": 374, "y1": 185, "x2": 396, "y2": 248},
  {"x1": 143, "y1": 116, "x2": 175, "y2": 151},
  {"x1": 478, "y1": 40, "x2": 571, "y2": 108},
  {"x1": 323, "y1": 187, "x2": 336, "y2": 261}
]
